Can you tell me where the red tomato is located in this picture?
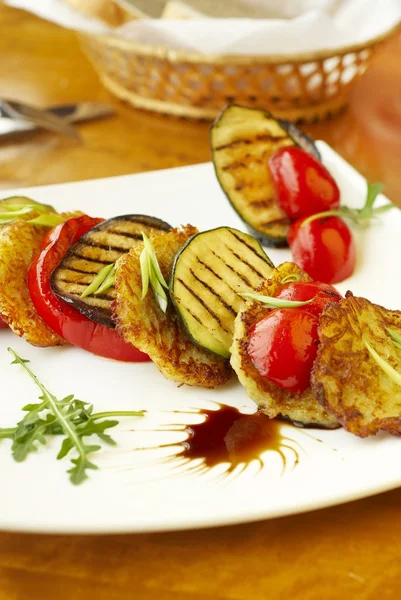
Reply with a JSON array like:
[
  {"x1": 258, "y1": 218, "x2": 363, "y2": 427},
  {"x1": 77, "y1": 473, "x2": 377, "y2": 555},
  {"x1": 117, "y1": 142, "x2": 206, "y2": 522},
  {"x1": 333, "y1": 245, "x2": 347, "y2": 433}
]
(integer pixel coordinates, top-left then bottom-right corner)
[
  {"x1": 269, "y1": 146, "x2": 340, "y2": 220},
  {"x1": 248, "y1": 308, "x2": 319, "y2": 394},
  {"x1": 274, "y1": 281, "x2": 342, "y2": 318},
  {"x1": 28, "y1": 215, "x2": 150, "y2": 362},
  {"x1": 288, "y1": 216, "x2": 356, "y2": 284},
  {"x1": 0, "y1": 317, "x2": 8, "y2": 329}
]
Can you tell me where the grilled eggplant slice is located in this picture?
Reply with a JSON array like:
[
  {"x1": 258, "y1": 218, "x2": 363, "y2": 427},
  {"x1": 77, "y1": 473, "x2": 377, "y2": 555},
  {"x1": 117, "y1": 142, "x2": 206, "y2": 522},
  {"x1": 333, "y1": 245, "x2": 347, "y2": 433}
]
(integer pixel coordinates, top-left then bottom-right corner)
[
  {"x1": 312, "y1": 295, "x2": 401, "y2": 437},
  {"x1": 114, "y1": 225, "x2": 232, "y2": 388},
  {"x1": 211, "y1": 104, "x2": 296, "y2": 247},
  {"x1": 51, "y1": 215, "x2": 171, "y2": 327},
  {"x1": 230, "y1": 262, "x2": 339, "y2": 428},
  {"x1": 0, "y1": 221, "x2": 64, "y2": 346},
  {"x1": 170, "y1": 226, "x2": 275, "y2": 358}
]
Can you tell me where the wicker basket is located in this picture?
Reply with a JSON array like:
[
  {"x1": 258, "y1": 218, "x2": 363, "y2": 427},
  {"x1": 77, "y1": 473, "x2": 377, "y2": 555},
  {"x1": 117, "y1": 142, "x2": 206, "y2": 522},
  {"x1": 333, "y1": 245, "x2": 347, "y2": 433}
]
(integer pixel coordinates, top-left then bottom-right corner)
[{"x1": 78, "y1": 23, "x2": 399, "y2": 122}]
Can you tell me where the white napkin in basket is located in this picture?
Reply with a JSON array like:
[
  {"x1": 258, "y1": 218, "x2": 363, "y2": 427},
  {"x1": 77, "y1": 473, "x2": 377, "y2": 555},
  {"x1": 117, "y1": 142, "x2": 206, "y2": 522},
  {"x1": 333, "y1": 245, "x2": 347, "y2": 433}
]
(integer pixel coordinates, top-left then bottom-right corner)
[{"x1": 6, "y1": 0, "x2": 401, "y2": 55}]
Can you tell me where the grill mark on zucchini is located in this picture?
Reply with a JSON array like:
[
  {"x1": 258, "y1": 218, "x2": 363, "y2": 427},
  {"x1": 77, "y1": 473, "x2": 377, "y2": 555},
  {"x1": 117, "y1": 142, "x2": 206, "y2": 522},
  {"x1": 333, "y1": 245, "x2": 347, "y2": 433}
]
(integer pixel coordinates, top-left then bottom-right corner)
[
  {"x1": 182, "y1": 306, "x2": 204, "y2": 326},
  {"x1": 189, "y1": 268, "x2": 236, "y2": 317},
  {"x1": 206, "y1": 251, "x2": 253, "y2": 290},
  {"x1": 170, "y1": 226, "x2": 274, "y2": 356},
  {"x1": 260, "y1": 218, "x2": 290, "y2": 228},
  {"x1": 177, "y1": 278, "x2": 231, "y2": 334},
  {"x1": 215, "y1": 133, "x2": 288, "y2": 151},
  {"x1": 196, "y1": 256, "x2": 245, "y2": 292},
  {"x1": 227, "y1": 229, "x2": 272, "y2": 263},
  {"x1": 249, "y1": 199, "x2": 274, "y2": 209},
  {"x1": 222, "y1": 243, "x2": 267, "y2": 280},
  {"x1": 222, "y1": 161, "x2": 246, "y2": 172}
]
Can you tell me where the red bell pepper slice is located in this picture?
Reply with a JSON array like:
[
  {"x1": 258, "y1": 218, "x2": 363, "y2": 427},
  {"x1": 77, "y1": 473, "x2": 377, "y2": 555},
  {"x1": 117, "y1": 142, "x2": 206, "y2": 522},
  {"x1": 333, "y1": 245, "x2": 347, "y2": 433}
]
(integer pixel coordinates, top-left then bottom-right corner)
[
  {"x1": 27, "y1": 215, "x2": 150, "y2": 362},
  {"x1": 0, "y1": 317, "x2": 8, "y2": 329}
]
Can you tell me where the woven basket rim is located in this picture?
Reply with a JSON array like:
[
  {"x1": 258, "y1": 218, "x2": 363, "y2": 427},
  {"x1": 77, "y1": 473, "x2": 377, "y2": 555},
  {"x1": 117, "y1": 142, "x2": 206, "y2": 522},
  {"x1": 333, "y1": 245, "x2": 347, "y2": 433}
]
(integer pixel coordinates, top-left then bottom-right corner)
[{"x1": 79, "y1": 21, "x2": 400, "y2": 64}]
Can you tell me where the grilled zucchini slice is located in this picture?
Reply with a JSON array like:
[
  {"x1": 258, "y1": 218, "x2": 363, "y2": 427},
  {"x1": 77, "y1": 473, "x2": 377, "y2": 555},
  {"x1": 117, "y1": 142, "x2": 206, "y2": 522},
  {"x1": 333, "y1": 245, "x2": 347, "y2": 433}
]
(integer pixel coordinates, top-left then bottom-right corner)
[
  {"x1": 230, "y1": 262, "x2": 339, "y2": 428},
  {"x1": 211, "y1": 105, "x2": 319, "y2": 247},
  {"x1": 312, "y1": 295, "x2": 401, "y2": 437},
  {"x1": 170, "y1": 226, "x2": 274, "y2": 358},
  {"x1": 114, "y1": 225, "x2": 232, "y2": 388},
  {"x1": 51, "y1": 215, "x2": 171, "y2": 327}
]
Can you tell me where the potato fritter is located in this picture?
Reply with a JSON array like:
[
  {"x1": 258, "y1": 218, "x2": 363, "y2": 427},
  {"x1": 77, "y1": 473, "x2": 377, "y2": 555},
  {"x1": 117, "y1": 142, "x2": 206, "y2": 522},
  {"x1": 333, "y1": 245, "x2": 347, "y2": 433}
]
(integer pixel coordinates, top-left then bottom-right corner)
[
  {"x1": 230, "y1": 262, "x2": 339, "y2": 428},
  {"x1": 114, "y1": 225, "x2": 232, "y2": 388},
  {"x1": 312, "y1": 295, "x2": 401, "y2": 437},
  {"x1": 0, "y1": 221, "x2": 64, "y2": 346}
]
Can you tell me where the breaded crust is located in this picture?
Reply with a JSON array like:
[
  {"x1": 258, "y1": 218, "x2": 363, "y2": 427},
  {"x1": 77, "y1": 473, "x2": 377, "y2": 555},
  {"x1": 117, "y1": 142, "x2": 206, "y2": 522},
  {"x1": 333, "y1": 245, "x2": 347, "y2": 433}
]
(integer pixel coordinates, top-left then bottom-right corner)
[
  {"x1": 312, "y1": 295, "x2": 401, "y2": 437},
  {"x1": 114, "y1": 225, "x2": 232, "y2": 388},
  {"x1": 0, "y1": 221, "x2": 64, "y2": 346},
  {"x1": 230, "y1": 262, "x2": 339, "y2": 427}
]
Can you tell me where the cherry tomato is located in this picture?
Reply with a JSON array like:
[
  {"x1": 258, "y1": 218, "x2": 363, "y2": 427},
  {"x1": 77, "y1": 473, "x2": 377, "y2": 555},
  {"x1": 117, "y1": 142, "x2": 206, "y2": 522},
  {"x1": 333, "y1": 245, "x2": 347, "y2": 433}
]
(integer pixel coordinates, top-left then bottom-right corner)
[
  {"x1": 288, "y1": 216, "x2": 356, "y2": 284},
  {"x1": 269, "y1": 146, "x2": 340, "y2": 220},
  {"x1": 28, "y1": 215, "x2": 150, "y2": 362},
  {"x1": 274, "y1": 281, "x2": 342, "y2": 318},
  {"x1": 0, "y1": 317, "x2": 8, "y2": 329},
  {"x1": 248, "y1": 308, "x2": 319, "y2": 394}
]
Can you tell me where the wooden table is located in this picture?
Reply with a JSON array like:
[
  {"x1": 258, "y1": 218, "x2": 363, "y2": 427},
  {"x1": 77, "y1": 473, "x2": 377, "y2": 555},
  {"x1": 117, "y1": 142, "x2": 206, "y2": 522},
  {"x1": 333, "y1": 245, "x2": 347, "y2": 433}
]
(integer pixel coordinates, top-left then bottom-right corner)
[{"x1": 1, "y1": 5, "x2": 401, "y2": 599}]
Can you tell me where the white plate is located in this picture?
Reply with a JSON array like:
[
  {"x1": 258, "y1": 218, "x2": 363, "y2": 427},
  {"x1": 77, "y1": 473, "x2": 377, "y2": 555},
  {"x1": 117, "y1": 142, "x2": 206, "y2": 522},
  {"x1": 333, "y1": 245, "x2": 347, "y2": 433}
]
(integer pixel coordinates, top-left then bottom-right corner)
[{"x1": 1, "y1": 142, "x2": 400, "y2": 534}]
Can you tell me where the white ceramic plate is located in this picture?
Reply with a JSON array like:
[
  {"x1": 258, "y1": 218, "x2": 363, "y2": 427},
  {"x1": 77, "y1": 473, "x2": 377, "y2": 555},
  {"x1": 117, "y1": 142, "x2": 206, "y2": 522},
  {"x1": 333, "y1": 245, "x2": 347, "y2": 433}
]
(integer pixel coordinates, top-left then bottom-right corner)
[{"x1": 1, "y1": 142, "x2": 400, "y2": 534}]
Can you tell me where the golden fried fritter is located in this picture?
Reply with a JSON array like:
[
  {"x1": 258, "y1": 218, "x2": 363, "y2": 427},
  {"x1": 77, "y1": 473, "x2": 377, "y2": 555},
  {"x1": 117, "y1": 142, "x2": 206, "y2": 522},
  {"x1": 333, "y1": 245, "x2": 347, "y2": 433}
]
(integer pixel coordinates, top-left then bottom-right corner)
[
  {"x1": 0, "y1": 221, "x2": 64, "y2": 346},
  {"x1": 312, "y1": 295, "x2": 401, "y2": 437},
  {"x1": 114, "y1": 225, "x2": 232, "y2": 388},
  {"x1": 230, "y1": 262, "x2": 339, "y2": 427}
]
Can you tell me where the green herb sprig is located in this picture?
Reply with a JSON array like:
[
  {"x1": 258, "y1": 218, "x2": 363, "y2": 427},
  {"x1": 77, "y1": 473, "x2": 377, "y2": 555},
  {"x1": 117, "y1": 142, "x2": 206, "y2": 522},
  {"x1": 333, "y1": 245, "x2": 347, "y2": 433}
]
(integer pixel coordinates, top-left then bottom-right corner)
[
  {"x1": 280, "y1": 274, "x2": 302, "y2": 285},
  {"x1": 239, "y1": 292, "x2": 314, "y2": 309},
  {"x1": 301, "y1": 181, "x2": 394, "y2": 228},
  {"x1": 0, "y1": 348, "x2": 144, "y2": 485},
  {"x1": 81, "y1": 263, "x2": 115, "y2": 298},
  {"x1": 364, "y1": 339, "x2": 401, "y2": 387},
  {"x1": 386, "y1": 328, "x2": 401, "y2": 351},
  {"x1": 0, "y1": 198, "x2": 70, "y2": 228},
  {"x1": 140, "y1": 232, "x2": 169, "y2": 313}
]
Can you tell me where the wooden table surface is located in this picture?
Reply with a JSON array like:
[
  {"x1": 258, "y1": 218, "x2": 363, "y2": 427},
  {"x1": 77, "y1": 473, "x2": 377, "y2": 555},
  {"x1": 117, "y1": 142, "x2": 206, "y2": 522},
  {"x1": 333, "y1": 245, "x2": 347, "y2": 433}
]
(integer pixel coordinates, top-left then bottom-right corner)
[{"x1": 1, "y1": 4, "x2": 401, "y2": 600}]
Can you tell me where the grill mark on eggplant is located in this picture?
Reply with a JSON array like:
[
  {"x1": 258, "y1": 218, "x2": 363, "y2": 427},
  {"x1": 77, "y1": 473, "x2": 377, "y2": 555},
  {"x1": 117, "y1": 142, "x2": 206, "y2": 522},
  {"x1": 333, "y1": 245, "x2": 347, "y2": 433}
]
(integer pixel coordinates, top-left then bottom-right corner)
[
  {"x1": 177, "y1": 278, "x2": 231, "y2": 334},
  {"x1": 69, "y1": 252, "x2": 110, "y2": 265},
  {"x1": 111, "y1": 215, "x2": 171, "y2": 229},
  {"x1": 189, "y1": 268, "x2": 236, "y2": 316},
  {"x1": 227, "y1": 230, "x2": 272, "y2": 265},
  {"x1": 222, "y1": 243, "x2": 266, "y2": 280},
  {"x1": 93, "y1": 293, "x2": 114, "y2": 301},
  {"x1": 54, "y1": 279, "x2": 88, "y2": 287},
  {"x1": 60, "y1": 265, "x2": 98, "y2": 276},
  {"x1": 79, "y1": 240, "x2": 127, "y2": 254},
  {"x1": 106, "y1": 231, "x2": 143, "y2": 241},
  {"x1": 206, "y1": 251, "x2": 253, "y2": 290},
  {"x1": 215, "y1": 133, "x2": 287, "y2": 151}
]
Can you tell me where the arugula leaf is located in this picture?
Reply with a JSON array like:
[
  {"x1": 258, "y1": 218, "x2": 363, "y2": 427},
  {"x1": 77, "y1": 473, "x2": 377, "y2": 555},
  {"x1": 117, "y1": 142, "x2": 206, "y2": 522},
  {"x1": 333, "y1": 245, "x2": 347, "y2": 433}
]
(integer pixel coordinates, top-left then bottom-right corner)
[{"x1": 0, "y1": 348, "x2": 145, "y2": 485}]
